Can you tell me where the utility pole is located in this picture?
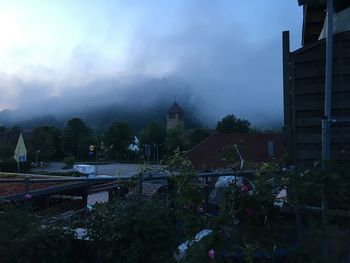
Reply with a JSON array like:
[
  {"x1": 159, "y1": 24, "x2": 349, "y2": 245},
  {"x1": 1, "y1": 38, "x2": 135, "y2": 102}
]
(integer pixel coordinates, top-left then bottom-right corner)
[
  {"x1": 95, "y1": 145, "x2": 98, "y2": 176},
  {"x1": 77, "y1": 145, "x2": 79, "y2": 163},
  {"x1": 153, "y1": 143, "x2": 156, "y2": 164},
  {"x1": 322, "y1": 0, "x2": 333, "y2": 166},
  {"x1": 145, "y1": 144, "x2": 150, "y2": 163},
  {"x1": 35, "y1": 150, "x2": 40, "y2": 167},
  {"x1": 322, "y1": 1, "x2": 333, "y2": 261}
]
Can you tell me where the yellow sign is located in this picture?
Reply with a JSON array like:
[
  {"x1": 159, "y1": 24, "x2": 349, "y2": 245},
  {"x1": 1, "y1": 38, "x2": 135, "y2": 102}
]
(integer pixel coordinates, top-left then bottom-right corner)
[
  {"x1": 14, "y1": 133, "x2": 27, "y2": 162},
  {"x1": 89, "y1": 145, "x2": 95, "y2": 152}
]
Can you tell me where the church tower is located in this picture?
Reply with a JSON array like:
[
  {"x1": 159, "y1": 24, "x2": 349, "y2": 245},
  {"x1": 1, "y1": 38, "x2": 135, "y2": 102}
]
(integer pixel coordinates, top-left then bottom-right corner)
[{"x1": 166, "y1": 102, "x2": 184, "y2": 131}]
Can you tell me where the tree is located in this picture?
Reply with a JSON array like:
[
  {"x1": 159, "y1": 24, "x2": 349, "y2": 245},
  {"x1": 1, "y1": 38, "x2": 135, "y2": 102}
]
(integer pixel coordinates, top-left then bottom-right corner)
[
  {"x1": 166, "y1": 126, "x2": 185, "y2": 154},
  {"x1": 216, "y1": 114, "x2": 251, "y2": 133},
  {"x1": 105, "y1": 122, "x2": 133, "y2": 161},
  {"x1": 140, "y1": 122, "x2": 166, "y2": 146},
  {"x1": 0, "y1": 126, "x2": 20, "y2": 162},
  {"x1": 28, "y1": 126, "x2": 56, "y2": 162},
  {"x1": 0, "y1": 142, "x2": 13, "y2": 161},
  {"x1": 140, "y1": 122, "x2": 166, "y2": 162},
  {"x1": 50, "y1": 127, "x2": 63, "y2": 160},
  {"x1": 62, "y1": 118, "x2": 94, "y2": 161},
  {"x1": 189, "y1": 128, "x2": 209, "y2": 148}
]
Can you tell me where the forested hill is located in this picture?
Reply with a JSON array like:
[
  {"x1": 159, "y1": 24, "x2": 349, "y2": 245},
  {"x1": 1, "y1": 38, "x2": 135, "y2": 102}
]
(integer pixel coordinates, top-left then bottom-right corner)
[{"x1": 0, "y1": 100, "x2": 205, "y2": 132}]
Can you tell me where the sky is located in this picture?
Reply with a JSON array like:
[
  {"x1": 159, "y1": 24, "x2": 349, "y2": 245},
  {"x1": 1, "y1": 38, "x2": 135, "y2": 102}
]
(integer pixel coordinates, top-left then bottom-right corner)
[{"x1": 0, "y1": 0, "x2": 303, "y2": 126}]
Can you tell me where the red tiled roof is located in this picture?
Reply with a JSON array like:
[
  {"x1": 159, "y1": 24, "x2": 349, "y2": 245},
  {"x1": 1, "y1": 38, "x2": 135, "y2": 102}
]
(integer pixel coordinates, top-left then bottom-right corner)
[
  {"x1": 187, "y1": 133, "x2": 285, "y2": 171},
  {"x1": 167, "y1": 102, "x2": 184, "y2": 114}
]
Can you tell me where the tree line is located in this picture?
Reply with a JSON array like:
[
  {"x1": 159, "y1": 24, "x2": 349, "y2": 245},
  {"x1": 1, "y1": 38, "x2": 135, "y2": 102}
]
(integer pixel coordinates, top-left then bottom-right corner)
[{"x1": 0, "y1": 114, "x2": 262, "y2": 164}]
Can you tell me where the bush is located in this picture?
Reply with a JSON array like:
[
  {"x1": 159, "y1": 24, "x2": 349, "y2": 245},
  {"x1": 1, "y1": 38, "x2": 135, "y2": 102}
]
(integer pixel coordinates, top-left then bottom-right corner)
[
  {"x1": 0, "y1": 161, "x2": 31, "y2": 173},
  {"x1": 9, "y1": 225, "x2": 75, "y2": 263},
  {"x1": 88, "y1": 198, "x2": 176, "y2": 263},
  {"x1": 0, "y1": 208, "x2": 75, "y2": 263},
  {"x1": 63, "y1": 156, "x2": 76, "y2": 169},
  {"x1": 167, "y1": 150, "x2": 208, "y2": 239},
  {"x1": 180, "y1": 234, "x2": 215, "y2": 263}
]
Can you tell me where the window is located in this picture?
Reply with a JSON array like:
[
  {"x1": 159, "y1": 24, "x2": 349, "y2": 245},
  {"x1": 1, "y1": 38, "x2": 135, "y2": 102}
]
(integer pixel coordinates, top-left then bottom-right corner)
[{"x1": 268, "y1": 141, "x2": 274, "y2": 157}]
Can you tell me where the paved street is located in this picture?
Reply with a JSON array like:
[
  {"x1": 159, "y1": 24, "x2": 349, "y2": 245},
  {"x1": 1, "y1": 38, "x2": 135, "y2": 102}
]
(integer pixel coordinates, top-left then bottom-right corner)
[{"x1": 32, "y1": 162, "x2": 164, "y2": 177}]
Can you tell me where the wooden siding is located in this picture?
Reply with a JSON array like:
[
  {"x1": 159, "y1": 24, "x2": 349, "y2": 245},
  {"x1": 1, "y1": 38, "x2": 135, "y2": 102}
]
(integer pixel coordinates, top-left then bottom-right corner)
[
  {"x1": 283, "y1": 30, "x2": 350, "y2": 165},
  {"x1": 302, "y1": 4, "x2": 325, "y2": 46}
]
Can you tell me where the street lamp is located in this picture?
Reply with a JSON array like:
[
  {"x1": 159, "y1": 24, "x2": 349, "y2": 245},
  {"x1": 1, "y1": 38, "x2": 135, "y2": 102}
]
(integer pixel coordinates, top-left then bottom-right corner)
[
  {"x1": 155, "y1": 144, "x2": 162, "y2": 164},
  {"x1": 35, "y1": 150, "x2": 40, "y2": 167}
]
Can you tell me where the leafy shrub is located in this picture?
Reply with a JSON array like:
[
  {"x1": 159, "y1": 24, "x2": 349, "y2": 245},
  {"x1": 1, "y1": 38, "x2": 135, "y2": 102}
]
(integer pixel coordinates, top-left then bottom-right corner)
[
  {"x1": 180, "y1": 234, "x2": 215, "y2": 263},
  {"x1": 88, "y1": 198, "x2": 176, "y2": 263},
  {"x1": 167, "y1": 150, "x2": 208, "y2": 239},
  {"x1": 215, "y1": 167, "x2": 287, "y2": 257},
  {"x1": 63, "y1": 156, "x2": 76, "y2": 169},
  {"x1": 0, "y1": 208, "x2": 75, "y2": 263},
  {"x1": 0, "y1": 161, "x2": 31, "y2": 173},
  {"x1": 9, "y1": 225, "x2": 75, "y2": 263}
]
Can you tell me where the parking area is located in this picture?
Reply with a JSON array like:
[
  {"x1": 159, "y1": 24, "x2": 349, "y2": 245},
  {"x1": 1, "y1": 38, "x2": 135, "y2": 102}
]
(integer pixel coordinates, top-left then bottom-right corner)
[{"x1": 32, "y1": 162, "x2": 164, "y2": 177}]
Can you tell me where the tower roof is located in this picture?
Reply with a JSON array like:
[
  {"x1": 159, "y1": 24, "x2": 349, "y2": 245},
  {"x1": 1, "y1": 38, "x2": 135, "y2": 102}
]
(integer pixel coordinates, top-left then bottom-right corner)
[{"x1": 167, "y1": 102, "x2": 184, "y2": 114}]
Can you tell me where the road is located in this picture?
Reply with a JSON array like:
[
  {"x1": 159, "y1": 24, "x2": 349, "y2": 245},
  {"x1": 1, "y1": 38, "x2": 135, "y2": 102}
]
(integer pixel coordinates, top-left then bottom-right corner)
[{"x1": 32, "y1": 162, "x2": 164, "y2": 177}]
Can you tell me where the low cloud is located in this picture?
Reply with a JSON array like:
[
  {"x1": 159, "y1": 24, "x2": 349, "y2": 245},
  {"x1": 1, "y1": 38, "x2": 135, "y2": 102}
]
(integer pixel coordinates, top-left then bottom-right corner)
[{"x1": 0, "y1": 1, "x2": 302, "y2": 129}]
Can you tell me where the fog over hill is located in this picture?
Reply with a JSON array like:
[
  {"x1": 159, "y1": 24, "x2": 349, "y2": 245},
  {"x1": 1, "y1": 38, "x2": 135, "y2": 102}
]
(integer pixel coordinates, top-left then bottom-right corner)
[
  {"x1": 0, "y1": 1, "x2": 302, "y2": 131},
  {"x1": 0, "y1": 76, "x2": 282, "y2": 131},
  {"x1": 0, "y1": 77, "x2": 207, "y2": 131}
]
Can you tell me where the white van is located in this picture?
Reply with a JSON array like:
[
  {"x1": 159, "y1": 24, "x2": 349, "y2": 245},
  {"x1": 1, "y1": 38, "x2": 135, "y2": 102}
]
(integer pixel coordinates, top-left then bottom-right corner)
[{"x1": 73, "y1": 164, "x2": 95, "y2": 176}]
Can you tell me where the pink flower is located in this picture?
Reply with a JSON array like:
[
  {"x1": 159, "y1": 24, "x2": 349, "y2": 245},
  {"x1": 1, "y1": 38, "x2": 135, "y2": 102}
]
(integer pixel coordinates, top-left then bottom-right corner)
[
  {"x1": 208, "y1": 249, "x2": 215, "y2": 260},
  {"x1": 244, "y1": 207, "x2": 253, "y2": 216},
  {"x1": 241, "y1": 183, "x2": 249, "y2": 192},
  {"x1": 197, "y1": 206, "x2": 204, "y2": 213},
  {"x1": 24, "y1": 194, "x2": 32, "y2": 201}
]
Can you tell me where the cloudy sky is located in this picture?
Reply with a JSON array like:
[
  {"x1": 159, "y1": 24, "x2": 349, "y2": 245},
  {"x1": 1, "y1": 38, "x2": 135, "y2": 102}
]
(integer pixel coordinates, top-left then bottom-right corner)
[{"x1": 0, "y1": 0, "x2": 303, "y2": 125}]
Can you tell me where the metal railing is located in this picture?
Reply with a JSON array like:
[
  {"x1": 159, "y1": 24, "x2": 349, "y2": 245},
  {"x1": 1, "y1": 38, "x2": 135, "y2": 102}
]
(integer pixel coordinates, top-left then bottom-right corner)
[{"x1": 0, "y1": 170, "x2": 254, "y2": 219}]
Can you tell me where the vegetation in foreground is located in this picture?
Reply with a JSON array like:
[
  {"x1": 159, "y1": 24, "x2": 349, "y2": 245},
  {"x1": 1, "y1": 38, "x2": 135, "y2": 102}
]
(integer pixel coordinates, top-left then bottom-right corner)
[{"x1": 1, "y1": 152, "x2": 350, "y2": 262}]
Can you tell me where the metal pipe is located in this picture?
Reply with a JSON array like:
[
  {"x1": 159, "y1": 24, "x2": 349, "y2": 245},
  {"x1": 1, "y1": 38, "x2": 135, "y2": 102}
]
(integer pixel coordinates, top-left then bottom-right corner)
[
  {"x1": 157, "y1": 144, "x2": 160, "y2": 164},
  {"x1": 322, "y1": 1, "x2": 333, "y2": 261},
  {"x1": 95, "y1": 144, "x2": 98, "y2": 176},
  {"x1": 153, "y1": 144, "x2": 156, "y2": 164},
  {"x1": 322, "y1": 0, "x2": 333, "y2": 164}
]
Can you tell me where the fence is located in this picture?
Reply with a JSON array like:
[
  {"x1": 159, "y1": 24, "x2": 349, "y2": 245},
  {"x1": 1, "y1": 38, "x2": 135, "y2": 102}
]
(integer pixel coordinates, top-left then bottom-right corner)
[
  {"x1": 0, "y1": 171, "x2": 252, "y2": 221},
  {"x1": 1, "y1": 168, "x2": 348, "y2": 217}
]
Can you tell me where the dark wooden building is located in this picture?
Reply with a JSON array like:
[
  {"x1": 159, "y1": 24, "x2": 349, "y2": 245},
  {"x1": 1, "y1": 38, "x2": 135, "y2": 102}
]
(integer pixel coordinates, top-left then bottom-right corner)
[{"x1": 283, "y1": 0, "x2": 350, "y2": 165}]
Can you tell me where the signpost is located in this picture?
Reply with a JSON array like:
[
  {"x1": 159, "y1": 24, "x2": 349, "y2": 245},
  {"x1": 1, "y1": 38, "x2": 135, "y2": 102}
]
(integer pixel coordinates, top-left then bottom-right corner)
[
  {"x1": 89, "y1": 145, "x2": 95, "y2": 153},
  {"x1": 89, "y1": 145, "x2": 97, "y2": 176},
  {"x1": 13, "y1": 133, "x2": 27, "y2": 173}
]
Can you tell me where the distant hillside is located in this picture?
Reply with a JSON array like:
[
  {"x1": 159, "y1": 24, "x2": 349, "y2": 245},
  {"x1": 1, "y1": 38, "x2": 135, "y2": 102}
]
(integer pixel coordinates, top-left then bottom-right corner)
[
  {"x1": 0, "y1": 77, "x2": 210, "y2": 131},
  {"x1": 0, "y1": 100, "x2": 205, "y2": 132}
]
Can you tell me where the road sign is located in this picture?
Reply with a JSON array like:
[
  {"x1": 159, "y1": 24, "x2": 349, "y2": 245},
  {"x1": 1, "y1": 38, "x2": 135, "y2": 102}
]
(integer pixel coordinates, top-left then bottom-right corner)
[
  {"x1": 89, "y1": 145, "x2": 95, "y2": 152},
  {"x1": 14, "y1": 133, "x2": 27, "y2": 163}
]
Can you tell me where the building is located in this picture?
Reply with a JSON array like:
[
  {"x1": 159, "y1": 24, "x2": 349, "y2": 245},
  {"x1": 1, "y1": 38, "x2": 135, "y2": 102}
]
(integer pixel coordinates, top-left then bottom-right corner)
[
  {"x1": 187, "y1": 133, "x2": 284, "y2": 172},
  {"x1": 166, "y1": 102, "x2": 185, "y2": 131},
  {"x1": 298, "y1": 0, "x2": 349, "y2": 46},
  {"x1": 283, "y1": 0, "x2": 350, "y2": 165}
]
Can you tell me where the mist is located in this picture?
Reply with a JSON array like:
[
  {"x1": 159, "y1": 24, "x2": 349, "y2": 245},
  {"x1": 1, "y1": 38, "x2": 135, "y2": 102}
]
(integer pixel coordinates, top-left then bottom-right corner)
[{"x1": 0, "y1": 1, "x2": 303, "y2": 130}]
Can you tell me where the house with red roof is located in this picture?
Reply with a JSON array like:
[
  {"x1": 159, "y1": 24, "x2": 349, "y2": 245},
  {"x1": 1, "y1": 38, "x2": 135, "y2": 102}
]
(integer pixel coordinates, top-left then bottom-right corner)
[{"x1": 187, "y1": 133, "x2": 285, "y2": 171}]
